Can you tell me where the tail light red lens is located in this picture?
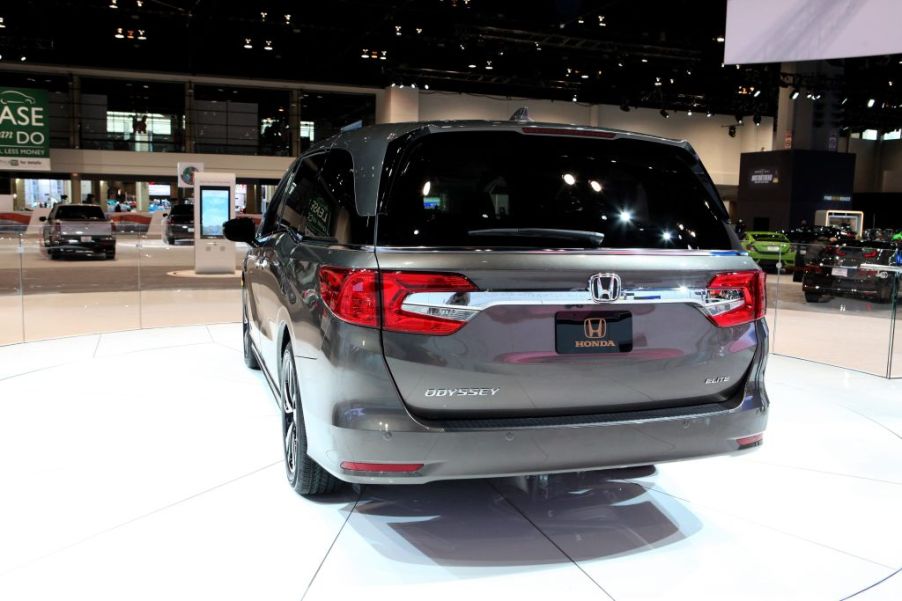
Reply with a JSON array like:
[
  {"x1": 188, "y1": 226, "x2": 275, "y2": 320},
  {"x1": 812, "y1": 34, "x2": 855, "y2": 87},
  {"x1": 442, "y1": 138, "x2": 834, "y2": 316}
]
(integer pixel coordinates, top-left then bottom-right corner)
[
  {"x1": 318, "y1": 267, "x2": 477, "y2": 334},
  {"x1": 318, "y1": 267, "x2": 378, "y2": 327},
  {"x1": 381, "y1": 272, "x2": 477, "y2": 335},
  {"x1": 703, "y1": 271, "x2": 766, "y2": 327},
  {"x1": 863, "y1": 249, "x2": 878, "y2": 259}
]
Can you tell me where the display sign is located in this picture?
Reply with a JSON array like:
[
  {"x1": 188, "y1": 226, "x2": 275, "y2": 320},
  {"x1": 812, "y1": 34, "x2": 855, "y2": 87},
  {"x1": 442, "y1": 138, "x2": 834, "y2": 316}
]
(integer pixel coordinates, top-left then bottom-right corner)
[
  {"x1": 177, "y1": 162, "x2": 204, "y2": 188},
  {"x1": 199, "y1": 186, "x2": 230, "y2": 238},
  {"x1": 0, "y1": 87, "x2": 51, "y2": 172},
  {"x1": 750, "y1": 168, "x2": 779, "y2": 185},
  {"x1": 148, "y1": 183, "x2": 172, "y2": 196}
]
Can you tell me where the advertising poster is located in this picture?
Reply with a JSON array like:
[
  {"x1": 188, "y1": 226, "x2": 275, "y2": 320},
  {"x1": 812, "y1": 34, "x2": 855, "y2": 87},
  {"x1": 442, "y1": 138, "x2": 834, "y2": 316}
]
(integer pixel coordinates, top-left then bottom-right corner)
[{"x1": 0, "y1": 87, "x2": 51, "y2": 171}]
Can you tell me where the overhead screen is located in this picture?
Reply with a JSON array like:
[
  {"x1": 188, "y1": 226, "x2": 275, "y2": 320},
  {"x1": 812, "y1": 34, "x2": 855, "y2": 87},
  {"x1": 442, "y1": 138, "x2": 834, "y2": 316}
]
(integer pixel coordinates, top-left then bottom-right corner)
[{"x1": 725, "y1": 0, "x2": 902, "y2": 65}]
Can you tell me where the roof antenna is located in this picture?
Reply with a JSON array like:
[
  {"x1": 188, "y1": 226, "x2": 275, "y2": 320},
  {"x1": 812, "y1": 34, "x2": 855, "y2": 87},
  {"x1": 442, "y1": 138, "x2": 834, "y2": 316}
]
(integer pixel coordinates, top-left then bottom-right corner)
[{"x1": 509, "y1": 107, "x2": 532, "y2": 122}]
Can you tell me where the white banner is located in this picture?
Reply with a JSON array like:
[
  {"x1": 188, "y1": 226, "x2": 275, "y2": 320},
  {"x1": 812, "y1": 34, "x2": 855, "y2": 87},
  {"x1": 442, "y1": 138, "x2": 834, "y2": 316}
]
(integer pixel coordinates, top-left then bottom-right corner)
[{"x1": 725, "y1": 0, "x2": 902, "y2": 64}]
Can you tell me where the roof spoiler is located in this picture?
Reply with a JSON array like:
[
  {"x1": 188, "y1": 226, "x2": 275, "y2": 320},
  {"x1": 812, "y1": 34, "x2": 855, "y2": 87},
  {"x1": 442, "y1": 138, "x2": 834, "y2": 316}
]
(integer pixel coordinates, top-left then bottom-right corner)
[{"x1": 509, "y1": 107, "x2": 532, "y2": 122}]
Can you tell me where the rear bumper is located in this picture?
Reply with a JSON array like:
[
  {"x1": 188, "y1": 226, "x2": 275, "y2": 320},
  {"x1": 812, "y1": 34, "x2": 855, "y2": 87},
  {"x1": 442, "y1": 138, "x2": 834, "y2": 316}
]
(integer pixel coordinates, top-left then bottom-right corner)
[
  {"x1": 303, "y1": 319, "x2": 770, "y2": 485},
  {"x1": 46, "y1": 238, "x2": 115, "y2": 254},
  {"x1": 802, "y1": 273, "x2": 887, "y2": 296}
]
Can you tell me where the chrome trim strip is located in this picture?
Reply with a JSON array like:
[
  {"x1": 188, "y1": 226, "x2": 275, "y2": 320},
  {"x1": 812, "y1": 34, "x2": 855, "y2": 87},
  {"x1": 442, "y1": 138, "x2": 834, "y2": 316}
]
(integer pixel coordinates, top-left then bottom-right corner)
[{"x1": 401, "y1": 288, "x2": 741, "y2": 317}]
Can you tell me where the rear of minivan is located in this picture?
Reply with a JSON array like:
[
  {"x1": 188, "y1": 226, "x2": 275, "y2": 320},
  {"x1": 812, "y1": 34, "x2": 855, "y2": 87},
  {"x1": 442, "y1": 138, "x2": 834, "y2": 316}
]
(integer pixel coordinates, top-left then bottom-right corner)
[{"x1": 309, "y1": 124, "x2": 768, "y2": 484}]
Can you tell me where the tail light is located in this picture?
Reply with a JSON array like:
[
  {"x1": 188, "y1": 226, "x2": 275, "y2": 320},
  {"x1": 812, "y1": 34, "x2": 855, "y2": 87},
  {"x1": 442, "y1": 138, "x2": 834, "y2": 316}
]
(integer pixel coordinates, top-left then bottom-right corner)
[
  {"x1": 863, "y1": 249, "x2": 878, "y2": 259},
  {"x1": 318, "y1": 267, "x2": 477, "y2": 335},
  {"x1": 702, "y1": 271, "x2": 766, "y2": 327},
  {"x1": 340, "y1": 461, "x2": 423, "y2": 473},
  {"x1": 835, "y1": 248, "x2": 846, "y2": 257}
]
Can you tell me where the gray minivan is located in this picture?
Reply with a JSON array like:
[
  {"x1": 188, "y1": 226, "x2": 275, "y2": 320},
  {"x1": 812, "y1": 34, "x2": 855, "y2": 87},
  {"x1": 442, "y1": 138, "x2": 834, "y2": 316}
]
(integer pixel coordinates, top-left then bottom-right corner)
[{"x1": 224, "y1": 120, "x2": 769, "y2": 496}]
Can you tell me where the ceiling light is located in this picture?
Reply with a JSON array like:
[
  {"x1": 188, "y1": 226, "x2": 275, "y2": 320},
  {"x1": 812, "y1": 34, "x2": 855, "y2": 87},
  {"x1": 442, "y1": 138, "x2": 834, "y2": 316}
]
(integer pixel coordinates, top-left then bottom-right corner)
[
  {"x1": 361, "y1": 49, "x2": 369, "y2": 58},
  {"x1": 686, "y1": 69, "x2": 692, "y2": 76},
  {"x1": 243, "y1": 38, "x2": 252, "y2": 49},
  {"x1": 790, "y1": 89, "x2": 800, "y2": 100},
  {"x1": 589, "y1": 180, "x2": 602, "y2": 192},
  {"x1": 841, "y1": 97, "x2": 848, "y2": 105},
  {"x1": 735, "y1": 114, "x2": 744, "y2": 124},
  {"x1": 706, "y1": 110, "x2": 713, "y2": 117},
  {"x1": 619, "y1": 210, "x2": 632, "y2": 222},
  {"x1": 468, "y1": 63, "x2": 476, "y2": 68},
  {"x1": 115, "y1": 28, "x2": 125, "y2": 39},
  {"x1": 753, "y1": 113, "x2": 762, "y2": 126},
  {"x1": 136, "y1": 0, "x2": 143, "y2": 6},
  {"x1": 424, "y1": 84, "x2": 429, "y2": 90},
  {"x1": 422, "y1": 181, "x2": 431, "y2": 196},
  {"x1": 641, "y1": 58, "x2": 648, "y2": 63},
  {"x1": 0, "y1": 17, "x2": 6, "y2": 29},
  {"x1": 20, "y1": 55, "x2": 26, "y2": 62},
  {"x1": 716, "y1": 36, "x2": 725, "y2": 42},
  {"x1": 380, "y1": 51, "x2": 387, "y2": 60},
  {"x1": 581, "y1": 74, "x2": 588, "y2": 79},
  {"x1": 109, "y1": 0, "x2": 118, "y2": 7},
  {"x1": 867, "y1": 98, "x2": 876, "y2": 108},
  {"x1": 687, "y1": 109, "x2": 693, "y2": 116},
  {"x1": 416, "y1": 27, "x2": 423, "y2": 34},
  {"x1": 485, "y1": 61, "x2": 493, "y2": 70},
  {"x1": 598, "y1": 15, "x2": 606, "y2": 26},
  {"x1": 577, "y1": 17, "x2": 584, "y2": 24},
  {"x1": 753, "y1": 89, "x2": 761, "y2": 97},
  {"x1": 260, "y1": 11, "x2": 267, "y2": 21},
  {"x1": 264, "y1": 41, "x2": 273, "y2": 51},
  {"x1": 571, "y1": 95, "x2": 578, "y2": 103},
  {"x1": 662, "y1": 231, "x2": 672, "y2": 241},
  {"x1": 617, "y1": 62, "x2": 623, "y2": 67},
  {"x1": 137, "y1": 29, "x2": 146, "y2": 40},
  {"x1": 890, "y1": 81, "x2": 894, "y2": 87},
  {"x1": 285, "y1": 14, "x2": 291, "y2": 24},
  {"x1": 563, "y1": 173, "x2": 576, "y2": 186},
  {"x1": 669, "y1": 78, "x2": 674, "y2": 84},
  {"x1": 660, "y1": 109, "x2": 669, "y2": 119},
  {"x1": 395, "y1": 25, "x2": 402, "y2": 36}
]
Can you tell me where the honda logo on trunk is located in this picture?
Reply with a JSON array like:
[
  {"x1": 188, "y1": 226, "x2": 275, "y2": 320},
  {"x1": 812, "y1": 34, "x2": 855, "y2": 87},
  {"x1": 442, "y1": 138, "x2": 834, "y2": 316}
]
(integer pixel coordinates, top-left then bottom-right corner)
[{"x1": 589, "y1": 273, "x2": 621, "y2": 302}]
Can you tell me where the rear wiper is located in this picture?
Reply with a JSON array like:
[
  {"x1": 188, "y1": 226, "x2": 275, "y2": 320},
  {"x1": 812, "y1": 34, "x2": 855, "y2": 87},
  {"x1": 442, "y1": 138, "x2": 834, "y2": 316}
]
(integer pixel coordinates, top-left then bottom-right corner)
[{"x1": 467, "y1": 228, "x2": 605, "y2": 247}]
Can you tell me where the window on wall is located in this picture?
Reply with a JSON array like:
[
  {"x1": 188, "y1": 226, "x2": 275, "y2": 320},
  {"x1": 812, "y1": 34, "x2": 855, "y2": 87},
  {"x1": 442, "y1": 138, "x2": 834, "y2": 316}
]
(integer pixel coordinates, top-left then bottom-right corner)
[
  {"x1": 106, "y1": 112, "x2": 174, "y2": 135},
  {"x1": 300, "y1": 121, "x2": 315, "y2": 143}
]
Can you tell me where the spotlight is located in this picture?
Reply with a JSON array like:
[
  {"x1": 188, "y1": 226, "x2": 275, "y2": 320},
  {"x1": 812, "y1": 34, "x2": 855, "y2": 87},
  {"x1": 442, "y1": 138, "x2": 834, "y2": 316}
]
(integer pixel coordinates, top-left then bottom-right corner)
[
  {"x1": 687, "y1": 109, "x2": 693, "y2": 116},
  {"x1": 562, "y1": 173, "x2": 576, "y2": 186},
  {"x1": 790, "y1": 89, "x2": 800, "y2": 100},
  {"x1": 753, "y1": 89, "x2": 761, "y2": 98},
  {"x1": 867, "y1": 98, "x2": 876, "y2": 108},
  {"x1": 660, "y1": 109, "x2": 670, "y2": 119},
  {"x1": 753, "y1": 113, "x2": 761, "y2": 126},
  {"x1": 706, "y1": 110, "x2": 713, "y2": 118},
  {"x1": 243, "y1": 38, "x2": 252, "y2": 49},
  {"x1": 715, "y1": 35, "x2": 725, "y2": 43},
  {"x1": 109, "y1": 0, "x2": 118, "y2": 7},
  {"x1": 735, "y1": 114, "x2": 744, "y2": 124},
  {"x1": 619, "y1": 210, "x2": 632, "y2": 222},
  {"x1": 728, "y1": 125, "x2": 737, "y2": 138}
]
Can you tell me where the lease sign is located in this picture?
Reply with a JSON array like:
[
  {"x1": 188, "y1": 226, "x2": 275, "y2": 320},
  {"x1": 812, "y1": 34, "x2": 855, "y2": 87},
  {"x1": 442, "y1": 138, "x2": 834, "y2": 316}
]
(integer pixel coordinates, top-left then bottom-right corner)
[{"x1": 0, "y1": 87, "x2": 51, "y2": 171}]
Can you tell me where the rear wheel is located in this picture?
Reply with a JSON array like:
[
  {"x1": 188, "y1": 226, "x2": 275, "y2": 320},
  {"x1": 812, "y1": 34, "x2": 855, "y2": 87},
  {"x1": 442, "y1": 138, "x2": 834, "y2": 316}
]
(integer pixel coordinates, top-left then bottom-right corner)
[
  {"x1": 280, "y1": 346, "x2": 341, "y2": 497},
  {"x1": 804, "y1": 292, "x2": 824, "y2": 303}
]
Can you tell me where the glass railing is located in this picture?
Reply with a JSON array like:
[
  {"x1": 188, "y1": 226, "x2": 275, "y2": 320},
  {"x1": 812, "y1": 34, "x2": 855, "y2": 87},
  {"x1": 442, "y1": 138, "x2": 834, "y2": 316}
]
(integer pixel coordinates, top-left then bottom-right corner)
[
  {"x1": 1, "y1": 231, "x2": 901, "y2": 378},
  {"x1": 766, "y1": 240, "x2": 901, "y2": 378},
  {"x1": 1, "y1": 228, "x2": 245, "y2": 344}
]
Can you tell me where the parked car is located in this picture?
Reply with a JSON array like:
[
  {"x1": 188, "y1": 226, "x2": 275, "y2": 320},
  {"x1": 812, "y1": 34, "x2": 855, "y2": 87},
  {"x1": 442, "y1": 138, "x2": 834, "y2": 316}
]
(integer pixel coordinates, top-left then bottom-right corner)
[
  {"x1": 740, "y1": 231, "x2": 796, "y2": 272},
  {"x1": 163, "y1": 203, "x2": 195, "y2": 245},
  {"x1": 41, "y1": 204, "x2": 115, "y2": 259},
  {"x1": 802, "y1": 240, "x2": 902, "y2": 303},
  {"x1": 224, "y1": 120, "x2": 770, "y2": 497}
]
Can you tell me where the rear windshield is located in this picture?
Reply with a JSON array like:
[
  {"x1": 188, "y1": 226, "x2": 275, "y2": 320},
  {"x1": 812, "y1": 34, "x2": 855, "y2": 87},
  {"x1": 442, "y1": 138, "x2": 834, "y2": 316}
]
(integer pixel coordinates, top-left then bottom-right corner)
[
  {"x1": 377, "y1": 131, "x2": 732, "y2": 249},
  {"x1": 56, "y1": 205, "x2": 107, "y2": 220},
  {"x1": 751, "y1": 233, "x2": 789, "y2": 242}
]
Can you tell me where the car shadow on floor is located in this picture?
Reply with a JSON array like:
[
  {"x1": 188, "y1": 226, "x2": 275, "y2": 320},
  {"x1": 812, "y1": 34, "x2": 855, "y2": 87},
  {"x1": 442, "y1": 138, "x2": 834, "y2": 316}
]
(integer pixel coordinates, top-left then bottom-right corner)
[{"x1": 348, "y1": 466, "x2": 701, "y2": 567}]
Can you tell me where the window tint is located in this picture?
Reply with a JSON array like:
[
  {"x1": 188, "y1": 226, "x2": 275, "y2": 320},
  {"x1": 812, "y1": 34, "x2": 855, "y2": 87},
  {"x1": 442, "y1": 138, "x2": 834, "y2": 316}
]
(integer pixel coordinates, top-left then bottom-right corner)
[
  {"x1": 279, "y1": 154, "x2": 324, "y2": 232},
  {"x1": 377, "y1": 132, "x2": 733, "y2": 249},
  {"x1": 55, "y1": 205, "x2": 107, "y2": 220},
  {"x1": 259, "y1": 158, "x2": 298, "y2": 236},
  {"x1": 303, "y1": 149, "x2": 357, "y2": 240}
]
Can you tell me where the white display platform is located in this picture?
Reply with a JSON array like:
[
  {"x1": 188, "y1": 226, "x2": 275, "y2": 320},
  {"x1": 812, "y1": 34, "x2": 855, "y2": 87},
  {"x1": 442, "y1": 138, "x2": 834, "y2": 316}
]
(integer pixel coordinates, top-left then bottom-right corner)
[{"x1": 0, "y1": 324, "x2": 899, "y2": 600}]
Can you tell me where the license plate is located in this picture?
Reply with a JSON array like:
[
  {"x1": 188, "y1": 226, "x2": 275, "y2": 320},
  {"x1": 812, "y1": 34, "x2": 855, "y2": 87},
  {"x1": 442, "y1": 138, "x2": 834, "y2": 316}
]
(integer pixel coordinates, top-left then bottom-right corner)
[
  {"x1": 555, "y1": 311, "x2": 633, "y2": 354},
  {"x1": 831, "y1": 267, "x2": 848, "y2": 277},
  {"x1": 766, "y1": 245, "x2": 780, "y2": 252},
  {"x1": 799, "y1": 249, "x2": 807, "y2": 255},
  {"x1": 187, "y1": 228, "x2": 194, "y2": 233},
  {"x1": 81, "y1": 236, "x2": 92, "y2": 242}
]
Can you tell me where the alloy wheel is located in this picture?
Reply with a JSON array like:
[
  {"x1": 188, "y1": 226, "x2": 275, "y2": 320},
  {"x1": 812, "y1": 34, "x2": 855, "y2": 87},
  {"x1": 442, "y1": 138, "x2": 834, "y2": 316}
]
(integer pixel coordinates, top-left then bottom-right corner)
[{"x1": 280, "y1": 355, "x2": 299, "y2": 479}]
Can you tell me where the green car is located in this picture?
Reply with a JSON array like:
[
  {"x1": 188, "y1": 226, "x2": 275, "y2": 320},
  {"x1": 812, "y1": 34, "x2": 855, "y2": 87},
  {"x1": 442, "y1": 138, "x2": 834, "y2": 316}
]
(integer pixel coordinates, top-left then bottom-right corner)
[{"x1": 740, "y1": 231, "x2": 796, "y2": 271}]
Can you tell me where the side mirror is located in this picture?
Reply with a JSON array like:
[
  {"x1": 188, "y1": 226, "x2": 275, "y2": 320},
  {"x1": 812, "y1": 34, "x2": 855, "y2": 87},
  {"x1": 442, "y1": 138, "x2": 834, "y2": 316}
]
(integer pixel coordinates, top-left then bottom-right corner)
[
  {"x1": 223, "y1": 217, "x2": 257, "y2": 246},
  {"x1": 39, "y1": 216, "x2": 47, "y2": 222}
]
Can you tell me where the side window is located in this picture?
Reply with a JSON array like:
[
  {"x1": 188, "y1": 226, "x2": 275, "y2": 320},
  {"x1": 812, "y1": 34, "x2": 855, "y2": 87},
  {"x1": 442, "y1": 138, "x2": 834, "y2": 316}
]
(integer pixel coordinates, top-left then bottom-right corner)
[
  {"x1": 259, "y1": 159, "x2": 298, "y2": 236},
  {"x1": 304, "y1": 149, "x2": 356, "y2": 240},
  {"x1": 279, "y1": 154, "x2": 324, "y2": 232}
]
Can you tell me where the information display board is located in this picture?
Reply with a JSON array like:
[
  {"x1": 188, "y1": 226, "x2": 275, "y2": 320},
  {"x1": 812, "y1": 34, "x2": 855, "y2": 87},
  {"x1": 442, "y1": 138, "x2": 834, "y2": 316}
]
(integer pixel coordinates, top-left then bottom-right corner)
[{"x1": 199, "y1": 186, "x2": 230, "y2": 238}]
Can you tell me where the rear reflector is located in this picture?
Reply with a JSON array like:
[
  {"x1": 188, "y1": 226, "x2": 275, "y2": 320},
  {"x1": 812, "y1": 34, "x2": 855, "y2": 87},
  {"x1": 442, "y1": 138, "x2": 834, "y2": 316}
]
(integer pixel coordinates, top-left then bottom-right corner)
[
  {"x1": 703, "y1": 271, "x2": 766, "y2": 327},
  {"x1": 340, "y1": 461, "x2": 424, "y2": 473},
  {"x1": 736, "y1": 433, "x2": 764, "y2": 448}
]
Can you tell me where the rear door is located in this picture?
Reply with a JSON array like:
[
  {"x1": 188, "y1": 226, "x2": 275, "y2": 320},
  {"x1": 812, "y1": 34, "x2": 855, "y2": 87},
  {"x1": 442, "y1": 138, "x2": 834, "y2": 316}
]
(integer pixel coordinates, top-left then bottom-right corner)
[{"x1": 374, "y1": 130, "x2": 763, "y2": 419}]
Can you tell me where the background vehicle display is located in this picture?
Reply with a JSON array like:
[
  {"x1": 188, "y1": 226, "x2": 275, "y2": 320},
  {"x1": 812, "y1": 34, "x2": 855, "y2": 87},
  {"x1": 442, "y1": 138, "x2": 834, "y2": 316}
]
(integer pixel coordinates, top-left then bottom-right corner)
[
  {"x1": 802, "y1": 240, "x2": 902, "y2": 303},
  {"x1": 40, "y1": 204, "x2": 116, "y2": 260},
  {"x1": 740, "y1": 231, "x2": 795, "y2": 272},
  {"x1": 163, "y1": 203, "x2": 195, "y2": 245}
]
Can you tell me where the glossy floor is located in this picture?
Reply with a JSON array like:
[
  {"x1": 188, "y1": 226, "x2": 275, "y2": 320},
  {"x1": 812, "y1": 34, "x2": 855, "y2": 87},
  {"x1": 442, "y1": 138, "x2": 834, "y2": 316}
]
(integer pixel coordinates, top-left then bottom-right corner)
[{"x1": 0, "y1": 325, "x2": 899, "y2": 600}]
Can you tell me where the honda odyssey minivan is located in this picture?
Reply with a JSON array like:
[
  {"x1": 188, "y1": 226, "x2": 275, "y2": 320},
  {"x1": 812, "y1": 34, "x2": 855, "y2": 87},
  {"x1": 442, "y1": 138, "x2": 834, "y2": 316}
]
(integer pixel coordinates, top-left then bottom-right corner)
[{"x1": 224, "y1": 119, "x2": 769, "y2": 496}]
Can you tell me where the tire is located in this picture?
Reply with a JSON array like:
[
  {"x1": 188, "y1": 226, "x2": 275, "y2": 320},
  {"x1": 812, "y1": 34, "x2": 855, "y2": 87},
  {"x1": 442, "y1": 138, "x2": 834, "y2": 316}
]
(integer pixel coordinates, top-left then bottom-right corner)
[
  {"x1": 242, "y1": 309, "x2": 260, "y2": 370},
  {"x1": 167, "y1": 236, "x2": 175, "y2": 245},
  {"x1": 48, "y1": 249, "x2": 59, "y2": 260},
  {"x1": 792, "y1": 270, "x2": 804, "y2": 283},
  {"x1": 280, "y1": 346, "x2": 341, "y2": 497},
  {"x1": 804, "y1": 292, "x2": 823, "y2": 303},
  {"x1": 105, "y1": 251, "x2": 115, "y2": 260}
]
